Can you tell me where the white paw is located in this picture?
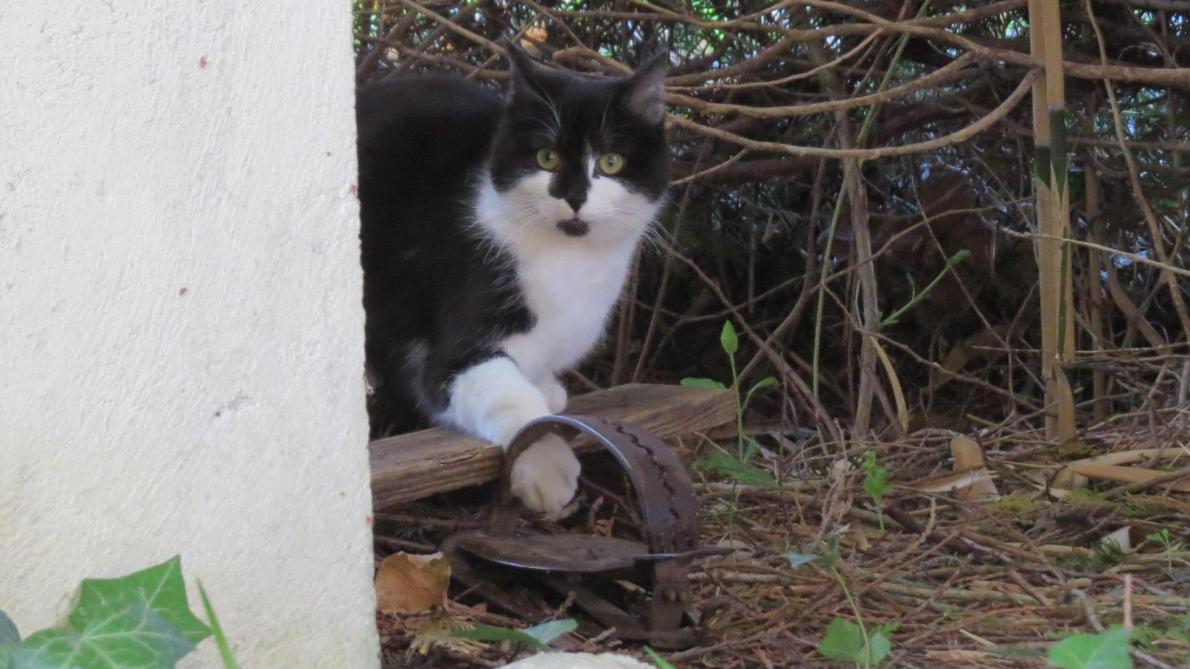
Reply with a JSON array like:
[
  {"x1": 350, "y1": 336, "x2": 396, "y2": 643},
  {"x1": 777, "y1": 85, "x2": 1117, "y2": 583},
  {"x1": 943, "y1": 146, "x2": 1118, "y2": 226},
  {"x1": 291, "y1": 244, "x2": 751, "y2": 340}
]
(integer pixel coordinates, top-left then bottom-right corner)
[
  {"x1": 509, "y1": 434, "x2": 580, "y2": 517},
  {"x1": 536, "y1": 376, "x2": 568, "y2": 414}
]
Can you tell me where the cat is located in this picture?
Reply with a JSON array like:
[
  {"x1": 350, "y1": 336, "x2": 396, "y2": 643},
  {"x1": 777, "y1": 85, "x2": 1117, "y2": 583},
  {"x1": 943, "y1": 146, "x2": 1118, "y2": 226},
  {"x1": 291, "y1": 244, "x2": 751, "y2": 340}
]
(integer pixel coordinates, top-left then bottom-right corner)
[{"x1": 355, "y1": 46, "x2": 669, "y2": 515}]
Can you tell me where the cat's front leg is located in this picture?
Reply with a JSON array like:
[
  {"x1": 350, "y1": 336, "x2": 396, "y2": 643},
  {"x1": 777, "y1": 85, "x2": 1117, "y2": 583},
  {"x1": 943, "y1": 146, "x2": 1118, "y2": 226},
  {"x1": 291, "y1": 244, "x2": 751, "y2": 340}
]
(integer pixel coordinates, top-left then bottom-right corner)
[
  {"x1": 440, "y1": 356, "x2": 579, "y2": 516},
  {"x1": 534, "y1": 375, "x2": 568, "y2": 414}
]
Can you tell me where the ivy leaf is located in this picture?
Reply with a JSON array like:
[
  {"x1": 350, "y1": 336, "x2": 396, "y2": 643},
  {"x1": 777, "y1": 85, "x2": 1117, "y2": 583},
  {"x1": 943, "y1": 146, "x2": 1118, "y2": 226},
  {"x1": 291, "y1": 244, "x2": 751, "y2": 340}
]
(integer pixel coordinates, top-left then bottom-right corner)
[
  {"x1": 0, "y1": 611, "x2": 18, "y2": 645},
  {"x1": 8, "y1": 557, "x2": 210, "y2": 669},
  {"x1": 694, "y1": 452, "x2": 778, "y2": 488},
  {"x1": 70, "y1": 556, "x2": 210, "y2": 646},
  {"x1": 817, "y1": 618, "x2": 892, "y2": 666},
  {"x1": 720, "y1": 320, "x2": 738, "y2": 356},
  {"x1": 12, "y1": 606, "x2": 194, "y2": 669},
  {"x1": 680, "y1": 377, "x2": 726, "y2": 390},
  {"x1": 0, "y1": 611, "x2": 17, "y2": 669},
  {"x1": 1047, "y1": 627, "x2": 1132, "y2": 669}
]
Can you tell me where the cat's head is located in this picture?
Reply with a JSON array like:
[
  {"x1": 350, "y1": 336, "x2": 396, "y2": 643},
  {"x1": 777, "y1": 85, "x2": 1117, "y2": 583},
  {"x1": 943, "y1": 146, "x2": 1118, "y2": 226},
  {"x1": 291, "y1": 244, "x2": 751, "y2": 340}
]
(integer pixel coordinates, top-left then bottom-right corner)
[{"x1": 483, "y1": 46, "x2": 669, "y2": 247}]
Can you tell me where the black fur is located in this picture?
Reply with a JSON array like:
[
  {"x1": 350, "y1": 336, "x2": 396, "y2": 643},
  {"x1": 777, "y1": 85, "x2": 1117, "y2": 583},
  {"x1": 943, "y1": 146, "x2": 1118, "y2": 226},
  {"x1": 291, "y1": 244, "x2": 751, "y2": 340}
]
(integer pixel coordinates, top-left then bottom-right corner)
[{"x1": 356, "y1": 55, "x2": 668, "y2": 438}]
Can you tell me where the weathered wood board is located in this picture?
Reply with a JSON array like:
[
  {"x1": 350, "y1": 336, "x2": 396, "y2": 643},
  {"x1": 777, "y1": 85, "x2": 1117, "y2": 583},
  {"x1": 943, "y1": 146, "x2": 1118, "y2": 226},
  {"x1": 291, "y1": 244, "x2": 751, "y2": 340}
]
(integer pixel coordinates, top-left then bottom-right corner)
[{"x1": 370, "y1": 383, "x2": 734, "y2": 509}]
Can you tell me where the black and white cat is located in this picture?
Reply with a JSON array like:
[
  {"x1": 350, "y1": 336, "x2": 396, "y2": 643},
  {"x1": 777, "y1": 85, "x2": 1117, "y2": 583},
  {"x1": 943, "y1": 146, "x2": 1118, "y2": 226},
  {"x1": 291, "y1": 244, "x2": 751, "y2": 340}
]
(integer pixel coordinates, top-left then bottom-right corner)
[{"x1": 356, "y1": 47, "x2": 669, "y2": 515}]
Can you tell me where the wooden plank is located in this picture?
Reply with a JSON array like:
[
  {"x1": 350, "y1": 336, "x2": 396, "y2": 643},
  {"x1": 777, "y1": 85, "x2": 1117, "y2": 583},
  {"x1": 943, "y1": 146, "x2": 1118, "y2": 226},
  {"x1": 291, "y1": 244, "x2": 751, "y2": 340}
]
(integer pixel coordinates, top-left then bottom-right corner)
[{"x1": 370, "y1": 383, "x2": 734, "y2": 509}]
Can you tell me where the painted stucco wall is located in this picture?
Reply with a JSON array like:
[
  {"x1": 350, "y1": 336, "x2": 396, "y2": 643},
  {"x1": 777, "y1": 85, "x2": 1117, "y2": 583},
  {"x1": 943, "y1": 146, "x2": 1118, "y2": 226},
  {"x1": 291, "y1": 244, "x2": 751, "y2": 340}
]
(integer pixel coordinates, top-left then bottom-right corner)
[{"x1": 0, "y1": 2, "x2": 378, "y2": 667}]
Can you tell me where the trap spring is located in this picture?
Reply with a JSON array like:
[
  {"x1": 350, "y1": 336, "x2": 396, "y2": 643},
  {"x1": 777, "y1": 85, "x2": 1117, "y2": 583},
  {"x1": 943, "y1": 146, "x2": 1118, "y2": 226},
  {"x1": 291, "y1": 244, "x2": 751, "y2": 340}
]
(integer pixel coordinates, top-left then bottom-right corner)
[{"x1": 442, "y1": 414, "x2": 706, "y2": 648}]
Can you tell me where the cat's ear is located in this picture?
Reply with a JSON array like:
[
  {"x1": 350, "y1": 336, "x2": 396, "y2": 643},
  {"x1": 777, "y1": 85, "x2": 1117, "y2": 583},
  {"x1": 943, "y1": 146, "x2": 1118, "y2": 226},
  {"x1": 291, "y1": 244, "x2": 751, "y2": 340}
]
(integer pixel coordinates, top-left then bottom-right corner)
[
  {"x1": 623, "y1": 51, "x2": 668, "y2": 125},
  {"x1": 504, "y1": 40, "x2": 551, "y2": 98}
]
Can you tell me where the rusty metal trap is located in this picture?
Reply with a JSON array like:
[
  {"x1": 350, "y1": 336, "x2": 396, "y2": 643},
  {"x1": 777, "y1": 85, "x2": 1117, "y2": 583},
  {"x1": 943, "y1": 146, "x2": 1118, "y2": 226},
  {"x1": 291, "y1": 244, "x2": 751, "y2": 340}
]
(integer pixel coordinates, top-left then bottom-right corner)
[{"x1": 442, "y1": 414, "x2": 717, "y2": 649}]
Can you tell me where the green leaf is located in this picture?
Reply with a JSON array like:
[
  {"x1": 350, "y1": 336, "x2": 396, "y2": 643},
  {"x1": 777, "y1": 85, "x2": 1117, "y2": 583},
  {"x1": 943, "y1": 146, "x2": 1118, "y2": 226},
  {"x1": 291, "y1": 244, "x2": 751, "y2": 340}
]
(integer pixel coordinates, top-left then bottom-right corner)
[
  {"x1": 694, "y1": 452, "x2": 778, "y2": 488},
  {"x1": 817, "y1": 618, "x2": 892, "y2": 666},
  {"x1": 198, "y1": 581, "x2": 239, "y2": 669},
  {"x1": 720, "y1": 320, "x2": 738, "y2": 356},
  {"x1": 644, "y1": 646, "x2": 677, "y2": 669},
  {"x1": 1047, "y1": 627, "x2": 1132, "y2": 669},
  {"x1": 784, "y1": 551, "x2": 817, "y2": 567},
  {"x1": 521, "y1": 619, "x2": 576, "y2": 647},
  {"x1": 867, "y1": 631, "x2": 892, "y2": 666},
  {"x1": 748, "y1": 377, "x2": 778, "y2": 393},
  {"x1": 70, "y1": 556, "x2": 210, "y2": 646},
  {"x1": 452, "y1": 624, "x2": 547, "y2": 651},
  {"x1": 13, "y1": 606, "x2": 195, "y2": 669},
  {"x1": 0, "y1": 611, "x2": 17, "y2": 669},
  {"x1": 0, "y1": 612, "x2": 18, "y2": 645},
  {"x1": 452, "y1": 620, "x2": 577, "y2": 651},
  {"x1": 680, "y1": 377, "x2": 726, "y2": 390},
  {"x1": 9, "y1": 557, "x2": 210, "y2": 669}
]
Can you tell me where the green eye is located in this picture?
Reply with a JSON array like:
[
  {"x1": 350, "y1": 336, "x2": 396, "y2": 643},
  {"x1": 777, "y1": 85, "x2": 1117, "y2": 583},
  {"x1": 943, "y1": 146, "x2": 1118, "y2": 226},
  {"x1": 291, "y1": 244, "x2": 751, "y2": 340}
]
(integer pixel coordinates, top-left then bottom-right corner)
[
  {"x1": 597, "y1": 152, "x2": 625, "y2": 175},
  {"x1": 536, "y1": 149, "x2": 561, "y2": 171}
]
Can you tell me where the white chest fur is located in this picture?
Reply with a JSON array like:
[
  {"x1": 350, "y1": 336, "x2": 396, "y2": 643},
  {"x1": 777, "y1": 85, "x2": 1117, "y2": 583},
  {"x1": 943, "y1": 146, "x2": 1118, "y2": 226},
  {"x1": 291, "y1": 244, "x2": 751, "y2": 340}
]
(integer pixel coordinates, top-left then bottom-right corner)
[
  {"x1": 500, "y1": 240, "x2": 635, "y2": 381},
  {"x1": 472, "y1": 171, "x2": 658, "y2": 383}
]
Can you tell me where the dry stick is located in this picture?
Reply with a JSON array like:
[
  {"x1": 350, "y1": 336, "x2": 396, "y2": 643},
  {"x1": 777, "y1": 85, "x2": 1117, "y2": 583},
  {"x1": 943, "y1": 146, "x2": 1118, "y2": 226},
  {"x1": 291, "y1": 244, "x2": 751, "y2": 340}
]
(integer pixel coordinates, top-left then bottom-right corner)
[
  {"x1": 668, "y1": 53, "x2": 975, "y2": 118},
  {"x1": 737, "y1": 160, "x2": 827, "y2": 381},
  {"x1": 803, "y1": 1, "x2": 927, "y2": 438},
  {"x1": 355, "y1": 9, "x2": 419, "y2": 82},
  {"x1": 675, "y1": 32, "x2": 883, "y2": 92},
  {"x1": 789, "y1": 0, "x2": 1190, "y2": 90},
  {"x1": 394, "y1": 0, "x2": 505, "y2": 55},
  {"x1": 669, "y1": 69, "x2": 1040, "y2": 161},
  {"x1": 1085, "y1": 0, "x2": 1190, "y2": 344},
  {"x1": 1085, "y1": 164, "x2": 1110, "y2": 422},
  {"x1": 630, "y1": 138, "x2": 715, "y2": 383}
]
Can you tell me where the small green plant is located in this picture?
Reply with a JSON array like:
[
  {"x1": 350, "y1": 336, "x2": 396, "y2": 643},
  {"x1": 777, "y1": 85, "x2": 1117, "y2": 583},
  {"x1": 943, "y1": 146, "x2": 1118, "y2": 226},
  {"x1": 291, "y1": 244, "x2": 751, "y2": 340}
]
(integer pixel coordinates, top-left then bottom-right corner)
[
  {"x1": 878, "y1": 249, "x2": 972, "y2": 327},
  {"x1": 817, "y1": 618, "x2": 895, "y2": 668},
  {"x1": 817, "y1": 568, "x2": 895, "y2": 668},
  {"x1": 450, "y1": 619, "x2": 576, "y2": 652},
  {"x1": 0, "y1": 556, "x2": 238, "y2": 669},
  {"x1": 1142, "y1": 528, "x2": 1184, "y2": 574},
  {"x1": 682, "y1": 320, "x2": 778, "y2": 488},
  {"x1": 1046, "y1": 627, "x2": 1132, "y2": 669},
  {"x1": 1133, "y1": 613, "x2": 1190, "y2": 663},
  {"x1": 861, "y1": 450, "x2": 891, "y2": 529}
]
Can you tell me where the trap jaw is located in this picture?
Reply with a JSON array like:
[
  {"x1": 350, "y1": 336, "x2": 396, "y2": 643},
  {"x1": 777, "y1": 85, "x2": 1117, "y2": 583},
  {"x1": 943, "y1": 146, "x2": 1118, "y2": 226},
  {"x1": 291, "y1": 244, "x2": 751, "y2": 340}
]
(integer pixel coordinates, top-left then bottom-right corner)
[{"x1": 443, "y1": 414, "x2": 704, "y2": 649}]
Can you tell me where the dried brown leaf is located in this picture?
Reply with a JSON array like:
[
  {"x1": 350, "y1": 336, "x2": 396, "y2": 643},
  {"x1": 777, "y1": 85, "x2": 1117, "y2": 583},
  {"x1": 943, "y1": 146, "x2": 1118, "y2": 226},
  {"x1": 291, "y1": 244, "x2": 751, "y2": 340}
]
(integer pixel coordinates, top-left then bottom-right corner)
[{"x1": 375, "y1": 551, "x2": 452, "y2": 614}]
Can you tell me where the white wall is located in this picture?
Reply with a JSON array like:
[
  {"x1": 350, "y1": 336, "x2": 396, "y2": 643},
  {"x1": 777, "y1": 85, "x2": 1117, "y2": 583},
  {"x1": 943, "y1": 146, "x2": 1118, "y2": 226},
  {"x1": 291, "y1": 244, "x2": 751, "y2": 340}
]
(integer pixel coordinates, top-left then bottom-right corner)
[{"x1": 0, "y1": 2, "x2": 378, "y2": 667}]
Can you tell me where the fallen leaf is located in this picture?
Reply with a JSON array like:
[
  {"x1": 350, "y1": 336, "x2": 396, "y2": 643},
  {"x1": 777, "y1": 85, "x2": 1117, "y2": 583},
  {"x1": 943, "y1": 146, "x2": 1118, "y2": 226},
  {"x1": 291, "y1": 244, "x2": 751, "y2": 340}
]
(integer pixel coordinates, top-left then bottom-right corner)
[
  {"x1": 375, "y1": 552, "x2": 451, "y2": 614},
  {"x1": 906, "y1": 436, "x2": 999, "y2": 500},
  {"x1": 1068, "y1": 463, "x2": 1190, "y2": 493},
  {"x1": 951, "y1": 435, "x2": 985, "y2": 471}
]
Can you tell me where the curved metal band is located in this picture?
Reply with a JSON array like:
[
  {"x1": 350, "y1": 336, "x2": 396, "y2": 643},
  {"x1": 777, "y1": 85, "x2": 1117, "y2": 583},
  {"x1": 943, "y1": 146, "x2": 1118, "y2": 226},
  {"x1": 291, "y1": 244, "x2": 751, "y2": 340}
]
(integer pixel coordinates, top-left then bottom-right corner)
[{"x1": 491, "y1": 414, "x2": 700, "y2": 555}]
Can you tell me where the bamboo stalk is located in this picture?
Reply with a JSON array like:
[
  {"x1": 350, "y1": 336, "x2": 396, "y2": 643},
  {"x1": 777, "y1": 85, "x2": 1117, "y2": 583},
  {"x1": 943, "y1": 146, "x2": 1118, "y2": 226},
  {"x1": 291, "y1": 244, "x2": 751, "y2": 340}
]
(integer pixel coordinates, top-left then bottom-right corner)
[{"x1": 1028, "y1": 0, "x2": 1076, "y2": 443}]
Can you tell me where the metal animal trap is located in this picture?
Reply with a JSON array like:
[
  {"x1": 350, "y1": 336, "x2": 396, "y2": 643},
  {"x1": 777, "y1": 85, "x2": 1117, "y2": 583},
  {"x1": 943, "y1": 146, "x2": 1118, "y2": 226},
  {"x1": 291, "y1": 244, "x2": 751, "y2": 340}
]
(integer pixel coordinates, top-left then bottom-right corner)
[{"x1": 443, "y1": 415, "x2": 708, "y2": 649}]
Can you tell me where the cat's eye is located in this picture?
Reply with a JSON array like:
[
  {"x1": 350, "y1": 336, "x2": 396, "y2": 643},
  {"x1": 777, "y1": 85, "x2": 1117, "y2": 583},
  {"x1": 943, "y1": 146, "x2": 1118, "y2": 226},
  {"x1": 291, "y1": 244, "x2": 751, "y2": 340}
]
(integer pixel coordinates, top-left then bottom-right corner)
[
  {"x1": 536, "y1": 149, "x2": 561, "y2": 171},
  {"x1": 597, "y1": 152, "x2": 625, "y2": 175}
]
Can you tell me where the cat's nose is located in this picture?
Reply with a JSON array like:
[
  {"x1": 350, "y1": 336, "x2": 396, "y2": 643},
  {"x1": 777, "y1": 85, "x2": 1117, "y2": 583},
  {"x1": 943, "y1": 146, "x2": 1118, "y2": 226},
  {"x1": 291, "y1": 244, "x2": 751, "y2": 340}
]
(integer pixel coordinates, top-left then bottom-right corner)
[{"x1": 565, "y1": 194, "x2": 585, "y2": 212}]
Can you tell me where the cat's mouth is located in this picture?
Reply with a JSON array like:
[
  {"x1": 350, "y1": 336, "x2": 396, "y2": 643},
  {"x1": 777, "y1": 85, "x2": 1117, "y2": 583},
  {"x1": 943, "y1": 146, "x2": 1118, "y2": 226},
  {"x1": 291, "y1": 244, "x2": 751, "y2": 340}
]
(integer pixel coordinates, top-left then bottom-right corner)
[{"x1": 556, "y1": 217, "x2": 590, "y2": 238}]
